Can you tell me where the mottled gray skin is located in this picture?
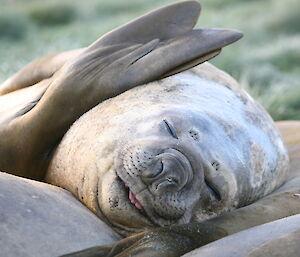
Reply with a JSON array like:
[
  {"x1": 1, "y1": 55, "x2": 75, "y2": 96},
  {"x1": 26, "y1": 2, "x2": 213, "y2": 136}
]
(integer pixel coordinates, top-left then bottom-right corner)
[
  {"x1": 46, "y1": 62, "x2": 289, "y2": 236},
  {"x1": 0, "y1": 171, "x2": 120, "y2": 257}
]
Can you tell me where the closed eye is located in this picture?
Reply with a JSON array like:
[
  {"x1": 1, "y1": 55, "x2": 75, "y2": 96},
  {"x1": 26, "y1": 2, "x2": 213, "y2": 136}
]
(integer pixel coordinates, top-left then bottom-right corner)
[{"x1": 163, "y1": 119, "x2": 178, "y2": 139}]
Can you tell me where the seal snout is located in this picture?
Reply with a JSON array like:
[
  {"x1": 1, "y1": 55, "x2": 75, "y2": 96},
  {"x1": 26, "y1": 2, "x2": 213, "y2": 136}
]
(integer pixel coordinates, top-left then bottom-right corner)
[
  {"x1": 116, "y1": 144, "x2": 195, "y2": 223},
  {"x1": 140, "y1": 149, "x2": 193, "y2": 195}
]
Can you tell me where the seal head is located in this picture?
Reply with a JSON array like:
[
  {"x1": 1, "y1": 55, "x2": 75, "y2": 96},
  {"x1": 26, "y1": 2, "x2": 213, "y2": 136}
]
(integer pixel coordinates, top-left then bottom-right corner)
[{"x1": 46, "y1": 63, "x2": 289, "y2": 236}]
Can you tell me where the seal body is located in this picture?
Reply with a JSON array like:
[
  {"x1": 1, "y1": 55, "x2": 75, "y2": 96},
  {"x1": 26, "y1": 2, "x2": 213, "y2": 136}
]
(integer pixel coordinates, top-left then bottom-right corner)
[
  {"x1": 0, "y1": 172, "x2": 120, "y2": 257},
  {"x1": 46, "y1": 62, "x2": 289, "y2": 236},
  {"x1": 182, "y1": 214, "x2": 300, "y2": 257}
]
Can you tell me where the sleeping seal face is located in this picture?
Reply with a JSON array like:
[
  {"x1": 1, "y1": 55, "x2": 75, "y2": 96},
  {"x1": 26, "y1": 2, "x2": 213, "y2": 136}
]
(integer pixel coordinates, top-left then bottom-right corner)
[{"x1": 46, "y1": 63, "x2": 289, "y2": 236}]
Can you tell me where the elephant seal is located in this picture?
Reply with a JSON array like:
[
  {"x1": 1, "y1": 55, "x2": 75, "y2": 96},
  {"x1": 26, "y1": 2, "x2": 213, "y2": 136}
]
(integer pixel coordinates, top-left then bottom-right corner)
[
  {"x1": 46, "y1": 62, "x2": 289, "y2": 236},
  {"x1": 0, "y1": 1, "x2": 293, "y2": 256},
  {"x1": 63, "y1": 121, "x2": 300, "y2": 257},
  {"x1": 0, "y1": 0, "x2": 242, "y2": 180},
  {"x1": 0, "y1": 171, "x2": 120, "y2": 257}
]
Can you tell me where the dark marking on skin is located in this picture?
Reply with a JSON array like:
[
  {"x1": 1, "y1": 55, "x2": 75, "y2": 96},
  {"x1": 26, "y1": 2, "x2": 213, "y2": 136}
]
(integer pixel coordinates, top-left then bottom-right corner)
[
  {"x1": 79, "y1": 175, "x2": 86, "y2": 200},
  {"x1": 223, "y1": 84, "x2": 232, "y2": 91},
  {"x1": 163, "y1": 119, "x2": 178, "y2": 139},
  {"x1": 211, "y1": 161, "x2": 220, "y2": 171},
  {"x1": 163, "y1": 83, "x2": 185, "y2": 93},
  {"x1": 164, "y1": 86, "x2": 177, "y2": 93},
  {"x1": 245, "y1": 111, "x2": 264, "y2": 128},
  {"x1": 75, "y1": 186, "x2": 79, "y2": 197},
  {"x1": 189, "y1": 129, "x2": 199, "y2": 141},
  {"x1": 109, "y1": 197, "x2": 119, "y2": 208},
  {"x1": 237, "y1": 92, "x2": 248, "y2": 105}
]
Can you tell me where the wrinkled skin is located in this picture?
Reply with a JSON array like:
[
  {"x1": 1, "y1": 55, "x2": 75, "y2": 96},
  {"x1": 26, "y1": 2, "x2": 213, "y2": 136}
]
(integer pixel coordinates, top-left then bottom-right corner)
[
  {"x1": 47, "y1": 64, "x2": 289, "y2": 236},
  {"x1": 61, "y1": 121, "x2": 300, "y2": 257}
]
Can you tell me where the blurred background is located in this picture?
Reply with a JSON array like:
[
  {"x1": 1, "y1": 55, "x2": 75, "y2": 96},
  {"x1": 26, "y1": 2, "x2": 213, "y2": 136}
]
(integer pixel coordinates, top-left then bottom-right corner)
[{"x1": 0, "y1": 0, "x2": 299, "y2": 120}]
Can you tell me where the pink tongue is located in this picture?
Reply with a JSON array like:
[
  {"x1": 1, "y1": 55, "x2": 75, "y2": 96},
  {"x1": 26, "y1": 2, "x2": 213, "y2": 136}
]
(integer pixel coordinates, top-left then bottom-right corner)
[{"x1": 129, "y1": 190, "x2": 144, "y2": 210}]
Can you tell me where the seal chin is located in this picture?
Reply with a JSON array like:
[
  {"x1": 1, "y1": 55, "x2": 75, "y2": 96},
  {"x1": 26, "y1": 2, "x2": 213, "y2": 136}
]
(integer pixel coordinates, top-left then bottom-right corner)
[{"x1": 97, "y1": 169, "x2": 155, "y2": 236}]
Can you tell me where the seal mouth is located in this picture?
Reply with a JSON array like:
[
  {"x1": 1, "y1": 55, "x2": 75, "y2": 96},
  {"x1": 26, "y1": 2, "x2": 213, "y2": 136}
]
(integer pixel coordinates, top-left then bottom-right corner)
[
  {"x1": 97, "y1": 168, "x2": 156, "y2": 237},
  {"x1": 129, "y1": 188, "x2": 144, "y2": 210},
  {"x1": 116, "y1": 175, "x2": 150, "y2": 219},
  {"x1": 120, "y1": 179, "x2": 145, "y2": 211}
]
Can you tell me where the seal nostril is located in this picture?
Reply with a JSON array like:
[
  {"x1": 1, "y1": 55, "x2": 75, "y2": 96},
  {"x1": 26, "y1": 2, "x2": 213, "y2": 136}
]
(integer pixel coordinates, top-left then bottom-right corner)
[
  {"x1": 211, "y1": 161, "x2": 220, "y2": 171},
  {"x1": 166, "y1": 177, "x2": 178, "y2": 185},
  {"x1": 189, "y1": 129, "x2": 199, "y2": 141},
  {"x1": 166, "y1": 177, "x2": 173, "y2": 183}
]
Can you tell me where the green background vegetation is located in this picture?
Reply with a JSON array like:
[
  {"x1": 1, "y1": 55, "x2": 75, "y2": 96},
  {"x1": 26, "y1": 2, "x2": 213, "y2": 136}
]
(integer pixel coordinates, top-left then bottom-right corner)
[{"x1": 0, "y1": 0, "x2": 299, "y2": 120}]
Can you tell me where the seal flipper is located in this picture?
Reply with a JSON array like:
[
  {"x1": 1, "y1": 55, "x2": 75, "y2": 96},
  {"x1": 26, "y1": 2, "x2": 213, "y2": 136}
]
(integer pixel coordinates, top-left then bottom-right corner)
[
  {"x1": 0, "y1": 49, "x2": 83, "y2": 96},
  {"x1": 70, "y1": 29, "x2": 242, "y2": 94},
  {"x1": 0, "y1": 1, "x2": 242, "y2": 180},
  {"x1": 89, "y1": 0, "x2": 201, "y2": 48},
  {"x1": 81, "y1": 0, "x2": 242, "y2": 84},
  {"x1": 121, "y1": 28, "x2": 242, "y2": 85},
  {"x1": 0, "y1": 0, "x2": 200, "y2": 96}
]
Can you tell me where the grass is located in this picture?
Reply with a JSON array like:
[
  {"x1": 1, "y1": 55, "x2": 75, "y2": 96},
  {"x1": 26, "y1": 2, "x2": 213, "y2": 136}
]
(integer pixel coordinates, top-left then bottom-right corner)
[
  {"x1": 0, "y1": 12, "x2": 27, "y2": 40},
  {"x1": 0, "y1": 0, "x2": 299, "y2": 120},
  {"x1": 28, "y1": 3, "x2": 77, "y2": 26}
]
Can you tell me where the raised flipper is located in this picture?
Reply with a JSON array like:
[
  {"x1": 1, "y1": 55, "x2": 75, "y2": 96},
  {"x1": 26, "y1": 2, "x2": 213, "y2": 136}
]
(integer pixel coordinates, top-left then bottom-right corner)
[
  {"x1": 0, "y1": 0, "x2": 199, "y2": 96},
  {"x1": 0, "y1": 49, "x2": 83, "y2": 96},
  {"x1": 60, "y1": 122, "x2": 300, "y2": 257},
  {"x1": 0, "y1": 1, "x2": 242, "y2": 179},
  {"x1": 63, "y1": 0, "x2": 242, "y2": 88},
  {"x1": 91, "y1": 0, "x2": 201, "y2": 46}
]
